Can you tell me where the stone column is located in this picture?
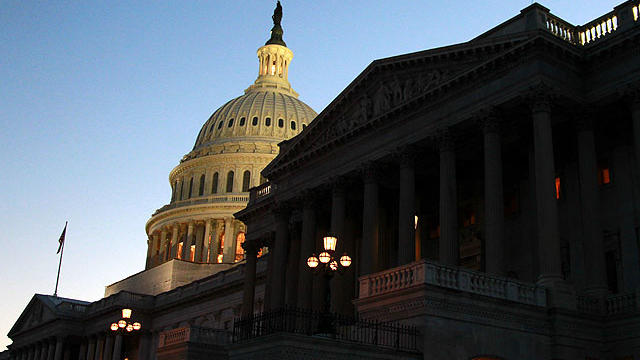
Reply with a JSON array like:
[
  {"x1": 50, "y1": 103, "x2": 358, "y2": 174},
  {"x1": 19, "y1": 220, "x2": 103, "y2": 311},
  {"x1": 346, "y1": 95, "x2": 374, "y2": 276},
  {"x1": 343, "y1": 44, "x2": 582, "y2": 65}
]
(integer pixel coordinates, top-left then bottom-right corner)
[
  {"x1": 33, "y1": 343, "x2": 42, "y2": 360},
  {"x1": 285, "y1": 221, "x2": 301, "y2": 306},
  {"x1": 361, "y1": 165, "x2": 380, "y2": 275},
  {"x1": 53, "y1": 338, "x2": 63, "y2": 360},
  {"x1": 297, "y1": 195, "x2": 316, "y2": 309},
  {"x1": 46, "y1": 339, "x2": 55, "y2": 360},
  {"x1": 77, "y1": 342, "x2": 86, "y2": 360},
  {"x1": 29, "y1": 346, "x2": 35, "y2": 360},
  {"x1": 111, "y1": 335, "x2": 122, "y2": 360},
  {"x1": 398, "y1": 151, "x2": 416, "y2": 265},
  {"x1": 194, "y1": 223, "x2": 204, "y2": 262},
  {"x1": 39, "y1": 342, "x2": 47, "y2": 360},
  {"x1": 137, "y1": 332, "x2": 151, "y2": 360},
  {"x1": 203, "y1": 219, "x2": 212, "y2": 263},
  {"x1": 159, "y1": 229, "x2": 168, "y2": 262},
  {"x1": 330, "y1": 183, "x2": 352, "y2": 314},
  {"x1": 263, "y1": 236, "x2": 275, "y2": 311},
  {"x1": 241, "y1": 241, "x2": 260, "y2": 316},
  {"x1": 222, "y1": 217, "x2": 235, "y2": 263},
  {"x1": 483, "y1": 116, "x2": 506, "y2": 275},
  {"x1": 210, "y1": 220, "x2": 223, "y2": 263},
  {"x1": 94, "y1": 335, "x2": 104, "y2": 360},
  {"x1": 531, "y1": 91, "x2": 563, "y2": 286},
  {"x1": 145, "y1": 236, "x2": 153, "y2": 269},
  {"x1": 170, "y1": 223, "x2": 179, "y2": 259},
  {"x1": 576, "y1": 116, "x2": 607, "y2": 295},
  {"x1": 439, "y1": 130, "x2": 459, "y2": 265},
  {"x1": 182, "y1": 222, "x2": 194, "y2": 261},
  {"x1": 631, "y1": 89, "x2": 640, "y2": 185},
  {"x1": 102, "y1": 336, "x2": 113, "y2": 360},
  {"x1": 270, "y1": 207, "x2": 290, "y2": 310},
  {"x1": 86, "y1": 337, "x2": 95, "y2": 360}
]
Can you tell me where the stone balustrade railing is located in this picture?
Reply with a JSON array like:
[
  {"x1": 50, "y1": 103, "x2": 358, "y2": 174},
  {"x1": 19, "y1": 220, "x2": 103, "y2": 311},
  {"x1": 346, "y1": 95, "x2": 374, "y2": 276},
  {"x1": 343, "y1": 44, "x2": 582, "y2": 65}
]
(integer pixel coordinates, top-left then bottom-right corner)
[
  {"x1": 248, "y1": 182, "x2": 275, "y2": 206},
  {"x1": 158, "y1": 327, "x2": 190, "y2": 347},
  {"x1": 358, "y1": 259, "x2": 547, "y2": 307},
  {"x1": 607, "y1": 291, "x2": 640, "y2": 315},
  {"x1": 537, "y1": 1, "x2": 639, "y2": 46},
  {"x1": 153, "y1": 193, "x2": 250, "y2": 216}
]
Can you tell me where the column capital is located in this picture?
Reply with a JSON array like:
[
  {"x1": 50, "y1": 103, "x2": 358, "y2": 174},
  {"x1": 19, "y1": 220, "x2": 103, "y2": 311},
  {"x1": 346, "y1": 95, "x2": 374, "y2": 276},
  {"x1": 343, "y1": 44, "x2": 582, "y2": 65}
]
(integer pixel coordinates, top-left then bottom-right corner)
[
  {"x1": 435, "y1": 128, "x2": 456, "y2": 152},
  {"x1": 524, "y1": 82, "x2": 556, "y2": 114},
  {"x1": 473, "y1": 107, "x2": 502, "y2": 134},
  {"x1": 395, "y1": 145, "x2": 419, "y2": 168},
  {"x1": 241, "y1": 240, "x2": 260, "y2": 256},
  {"x1": 623, "y1": 82, "x2": 640, "y2": 111},
  {"x1": 573, "y1": 108, "x2": 597, "y2": 132},
  {"x1": 360, "y1": 161, "x2": 383, "y2": 184}
]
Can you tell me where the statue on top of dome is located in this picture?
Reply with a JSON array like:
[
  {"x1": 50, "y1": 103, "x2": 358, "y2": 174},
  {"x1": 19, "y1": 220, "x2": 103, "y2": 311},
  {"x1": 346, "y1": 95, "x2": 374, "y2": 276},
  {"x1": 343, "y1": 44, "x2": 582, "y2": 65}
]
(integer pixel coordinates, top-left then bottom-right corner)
[{"x1": 266, "y1": 1, "x2": 286, "y2": 47}]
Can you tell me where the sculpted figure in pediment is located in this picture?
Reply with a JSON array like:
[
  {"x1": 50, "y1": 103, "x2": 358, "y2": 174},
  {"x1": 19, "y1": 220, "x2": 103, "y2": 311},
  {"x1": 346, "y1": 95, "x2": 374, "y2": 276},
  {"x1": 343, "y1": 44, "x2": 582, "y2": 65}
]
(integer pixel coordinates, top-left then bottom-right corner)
[
  {"x1": 373, "y1": 84, "x2": 392, "y2": 116},
  {"x1": 359, "y1": 95, "x2": 373, "y2": 123},
  {"x1": 390, "y1": 77, "x2": 404, "y2": 106}
]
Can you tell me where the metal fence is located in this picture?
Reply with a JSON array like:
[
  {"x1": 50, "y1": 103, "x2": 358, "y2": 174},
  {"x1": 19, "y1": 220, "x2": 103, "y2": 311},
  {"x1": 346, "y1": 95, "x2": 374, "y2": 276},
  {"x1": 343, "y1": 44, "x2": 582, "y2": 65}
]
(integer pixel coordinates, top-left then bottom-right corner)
[{"x1": 232, "y1": 306, "x2": 419, "y2": 352}]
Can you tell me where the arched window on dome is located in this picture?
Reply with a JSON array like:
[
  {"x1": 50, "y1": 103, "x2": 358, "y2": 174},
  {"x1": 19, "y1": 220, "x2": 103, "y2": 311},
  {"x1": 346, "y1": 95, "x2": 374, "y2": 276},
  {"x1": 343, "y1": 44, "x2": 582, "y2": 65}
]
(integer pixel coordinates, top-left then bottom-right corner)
[
  {"x1": 218, "y1": 120, "x2": 224, "y2": 130},
  {"x1": 228, "y1": 118, "x2": 234, "y2": 128},
  {"x1": 265, "y1": 117, "x2": 271, "y2": 126},
  {"x1": 198, "y1": 174, "x2": 205, "y2": 196},
  {"x1": 239, "y1": 117, "x2": 246, "y2": 126},
  {"x1": 278, "y1": 118, "x2": 284, "y2": 128},
  {"x1": 210, "y1": 123, "x2": 215, "y2": 133},
  {"x1": 171, "y1": 180, "x2": 177, "y2": 202},
  {"x1": 252, "y1": 117, "x2": 258, "y2": 126},
  {"x1": 211, "y1": 172, "x2": 219, "y2": 194},
  {"x1": 291, "y1": 121, "x2": 296, "y2": 130},
  {"x1": 242, "y1": 170, "x2": 251, "y2": 192},
  {"x1": 226, "y1": 171, "x2": 234, "y2": 193},
  {"x1": 188, "y1": 177, "x2": 194, "y2": 199},
  {"x1": 179, "y1": 180, "x2": 184, "y2": 200}
]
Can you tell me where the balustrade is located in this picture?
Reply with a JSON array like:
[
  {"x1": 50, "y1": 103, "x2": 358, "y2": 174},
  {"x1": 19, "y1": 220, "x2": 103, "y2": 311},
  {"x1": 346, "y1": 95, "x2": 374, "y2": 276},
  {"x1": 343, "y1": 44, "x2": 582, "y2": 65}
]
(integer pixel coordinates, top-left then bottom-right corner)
[{"x1": 358, "y1": 259, "x2": 546, "y2": 307}]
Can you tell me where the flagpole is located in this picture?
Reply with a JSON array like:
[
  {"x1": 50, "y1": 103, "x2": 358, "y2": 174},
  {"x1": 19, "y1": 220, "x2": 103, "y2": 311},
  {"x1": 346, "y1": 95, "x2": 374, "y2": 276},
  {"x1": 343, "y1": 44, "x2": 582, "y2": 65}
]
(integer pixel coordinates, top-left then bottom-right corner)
[{"x1": 54, "y1": 221, "x2": 67, "y2": 297}]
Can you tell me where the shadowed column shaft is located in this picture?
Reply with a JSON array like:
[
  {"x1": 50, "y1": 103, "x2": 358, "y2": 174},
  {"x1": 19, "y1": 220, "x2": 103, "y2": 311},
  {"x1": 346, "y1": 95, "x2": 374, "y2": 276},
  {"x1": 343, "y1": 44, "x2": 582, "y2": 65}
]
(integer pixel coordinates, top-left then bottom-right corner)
[
  {"x1": 398, "y1": 156, "x2": 416, "y2": 265},
  {"x1": 484, "y1": 122, "x2": 505, "y2": 275}
]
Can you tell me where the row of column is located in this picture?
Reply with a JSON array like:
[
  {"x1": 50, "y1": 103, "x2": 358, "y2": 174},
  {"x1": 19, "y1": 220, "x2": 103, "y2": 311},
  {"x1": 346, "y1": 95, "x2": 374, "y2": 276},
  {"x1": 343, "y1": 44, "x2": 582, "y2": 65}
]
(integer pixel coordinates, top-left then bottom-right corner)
[
  {"x1": 12, "y1": 337, "x2": 64, "y2": 360},
  {"x1": 240, "y1": 92, "x2": 640, "y2": 315},
  {"x1": 146, "y1": 217, "x2": 243, "y2": 268},
  {"x1": 76, "y1": 334, "x2": 122, "y2": 360}
]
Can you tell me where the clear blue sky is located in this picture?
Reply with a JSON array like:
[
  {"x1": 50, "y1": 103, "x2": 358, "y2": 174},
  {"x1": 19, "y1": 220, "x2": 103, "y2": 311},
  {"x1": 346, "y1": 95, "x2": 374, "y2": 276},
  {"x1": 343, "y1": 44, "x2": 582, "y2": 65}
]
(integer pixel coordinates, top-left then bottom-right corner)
[{"x1": 0, "y1": 0, "x2": 621, "y2": 349}]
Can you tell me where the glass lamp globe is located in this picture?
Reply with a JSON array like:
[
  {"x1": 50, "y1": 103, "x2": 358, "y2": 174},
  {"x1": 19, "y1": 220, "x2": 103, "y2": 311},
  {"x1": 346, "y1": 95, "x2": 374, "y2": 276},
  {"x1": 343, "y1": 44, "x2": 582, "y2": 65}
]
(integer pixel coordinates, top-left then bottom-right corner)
[
  {"x1": 122, "y1": 308, "x2": 132, "y2": 319},
  {"x1": 339, "y1": 254, "x2": 352, "y2": 267},
  {"x1": 126, "y1": 324, "x2": 134, "y2": 332},
  {"x1": 318, "y1": 252, "x2": 331, "y2": 264},
  {"x1": 329, "y1": 260, "x2": 338, "y2": 271},
  {"x1": 118, "y1": 320, "x2": 127, "y2": 328},
  {"x1": 323, "y1": 236, "x2": 337, "y2": 252},
  {"x1": 307, "y1": 255, "x2": 319, "y2": 268},
  {"x1": 133, "y1": 322, "x2": 141, "y2": 331},
  {"x1": 110, "y1": 323, "x2": 119, "y2": 331}
]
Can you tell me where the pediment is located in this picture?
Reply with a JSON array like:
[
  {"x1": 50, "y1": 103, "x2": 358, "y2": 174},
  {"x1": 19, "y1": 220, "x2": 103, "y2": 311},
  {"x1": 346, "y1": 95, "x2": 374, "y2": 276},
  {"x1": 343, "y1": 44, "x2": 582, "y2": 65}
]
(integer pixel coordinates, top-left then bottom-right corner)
[
  {"x1": 9, "y1": 295, "x2": 57, "y2": 336},
  {"x1": 264, "y1": 35, "x2": 532, "y2": 177}
]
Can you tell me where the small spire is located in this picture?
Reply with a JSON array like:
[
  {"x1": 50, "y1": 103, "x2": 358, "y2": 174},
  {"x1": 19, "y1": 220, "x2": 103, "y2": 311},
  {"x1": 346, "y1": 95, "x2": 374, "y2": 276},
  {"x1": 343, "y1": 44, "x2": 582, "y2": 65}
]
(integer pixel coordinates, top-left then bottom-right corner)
[{"x1": 266, "y1": 1, "x2": 286, "y2": 46}]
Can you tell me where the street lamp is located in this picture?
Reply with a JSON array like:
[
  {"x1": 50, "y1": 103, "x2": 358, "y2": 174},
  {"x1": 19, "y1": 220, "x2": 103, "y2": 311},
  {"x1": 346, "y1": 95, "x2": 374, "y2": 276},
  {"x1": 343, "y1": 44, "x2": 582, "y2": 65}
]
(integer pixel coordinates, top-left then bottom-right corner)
[
  {"x1": 110, "y1": 308, "x2": 142, "y2": 334},
  {"x1": 305, "y1": 234, "x2": 351, "y2": 335}
]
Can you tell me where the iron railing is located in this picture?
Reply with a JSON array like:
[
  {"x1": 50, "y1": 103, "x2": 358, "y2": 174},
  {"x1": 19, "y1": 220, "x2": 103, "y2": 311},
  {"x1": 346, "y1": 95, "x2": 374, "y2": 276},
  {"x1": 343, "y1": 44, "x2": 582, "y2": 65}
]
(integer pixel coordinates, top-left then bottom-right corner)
[{"x1": 232, "y1": 306, "x2": 419, "y2": 352}]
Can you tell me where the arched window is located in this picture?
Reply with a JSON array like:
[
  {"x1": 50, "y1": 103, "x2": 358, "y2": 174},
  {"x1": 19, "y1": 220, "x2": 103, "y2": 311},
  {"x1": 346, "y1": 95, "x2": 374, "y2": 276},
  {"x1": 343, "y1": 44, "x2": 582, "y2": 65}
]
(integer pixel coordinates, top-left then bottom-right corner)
[
  {"x1": 226, "y1": 171, "x2": 234, "y2": 193},
  {"x1": 217, "y1": 120, "x2": 224, "y2": 130},
  {"x1": 252, "y1": 117, "x2": 258, "y2": 126},
  {"x1": 211, "y1": 172, "x2": 219, "y2": 194},
  {"x1": 242, "y1": 170, "x2": 251, "y2": 192},
  {"x1": 171, "y1": 180, "x2": 177, "y2": 202},
  {"x1": 291, "y1": 121, "x2": 296, "y2": 130},
  {"x1": 278, "y1": 118, "x2": 284, "y2": 128},
  {"x1": 188, "y1": 177, "x2": 194, "y2": 199},
  {"x1": 179, "y1": 180, "x2": 184, "y2": 200},
  {"x1": 198, "y1": 174, "x2": 205, "y2": 196},
  {"x1": 209, "y1": 123, "x2": 215, "y2": 132},
  {"x1": 239, "y1": 117, "x2": 246, "y2": 126},
  {"x1": 228, "y1": 118, "x2": 234, "y2": 127},
  {"x1": 265, "y1": 117, "x2": 271, "y2": 126}
]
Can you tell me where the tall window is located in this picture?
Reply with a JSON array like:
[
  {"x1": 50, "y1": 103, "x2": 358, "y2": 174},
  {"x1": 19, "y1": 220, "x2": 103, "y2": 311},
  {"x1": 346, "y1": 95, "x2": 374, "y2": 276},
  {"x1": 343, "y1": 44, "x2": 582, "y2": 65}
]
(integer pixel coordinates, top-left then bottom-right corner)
[
  {"x1": 242, "y1": 170, "x2": 251, "y2": 192},
  {"x1": 198, "y1": 174, "x2": 205, "y2": 196},
  {"x1": 252, "y1": 117, "x2": 258, "y2": 126},
  {"x1": 179, "y1": 180, "x2": 184, "y2": 200},
  {"x1": 188, "y1": 177, "x2": 194, "y2": 199},
  {"x1": 211, "y1": 172, "x2": 219, "y2": 194},
  {"x1": 278, "y1": 118, "x2": 284, "y2": 128},
  {"x1": 265, "y1": 117, "x2": 271, "y2": 126},
  {"x1": 239, "y1": 117, "x2": 246, "y2": 126},
  {"x1": 291, "y1": 121, "x2": 296, "y2": 130},
  {"x1": 226, "y1": 171, "x2": 234, "y2": 192},
  {"x1": 235, "y1": 232, "x2": 246, "y2": 262}
]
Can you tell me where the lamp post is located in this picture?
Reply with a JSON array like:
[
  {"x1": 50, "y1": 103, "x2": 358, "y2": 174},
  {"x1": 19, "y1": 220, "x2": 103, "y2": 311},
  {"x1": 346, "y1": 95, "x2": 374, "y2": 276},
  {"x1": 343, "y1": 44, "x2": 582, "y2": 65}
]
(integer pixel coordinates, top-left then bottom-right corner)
[
  {"x1": 306, "y1": 235, "x2": 351, "y2": 334},
  {"x1": 109, "y1": 309, "x2": 142, "y2": 360}
]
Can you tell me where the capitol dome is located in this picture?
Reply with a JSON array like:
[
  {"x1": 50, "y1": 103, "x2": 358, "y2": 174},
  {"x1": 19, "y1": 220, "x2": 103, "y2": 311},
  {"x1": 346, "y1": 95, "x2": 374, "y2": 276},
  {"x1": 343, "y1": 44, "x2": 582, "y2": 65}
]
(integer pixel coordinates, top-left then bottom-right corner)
[{"x1": 143, "y1": 1, "x2": 316, "y2": 272}]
